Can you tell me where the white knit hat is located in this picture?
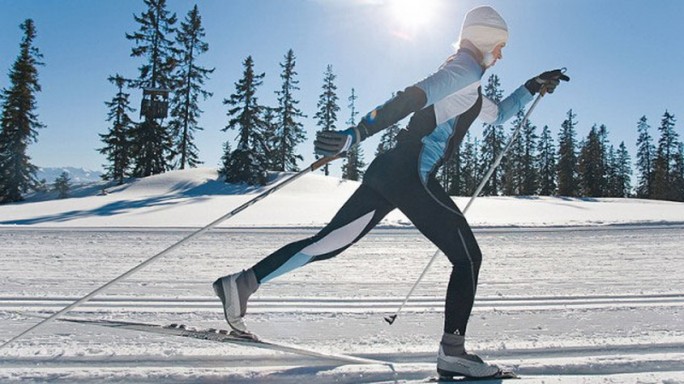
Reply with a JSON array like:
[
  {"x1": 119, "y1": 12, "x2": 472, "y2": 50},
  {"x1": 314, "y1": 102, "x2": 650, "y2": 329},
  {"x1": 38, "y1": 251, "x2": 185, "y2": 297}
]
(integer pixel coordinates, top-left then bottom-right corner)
[{"x1": 459, "y1": 6, "x2": 508, "y2": 55}]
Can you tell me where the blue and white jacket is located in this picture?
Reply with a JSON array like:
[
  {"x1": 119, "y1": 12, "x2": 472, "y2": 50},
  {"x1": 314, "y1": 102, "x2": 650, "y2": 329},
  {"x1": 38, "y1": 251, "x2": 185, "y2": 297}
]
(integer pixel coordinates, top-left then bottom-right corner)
[{"x1": 357, "y1": 47, "x2": 533, "y2": 185}]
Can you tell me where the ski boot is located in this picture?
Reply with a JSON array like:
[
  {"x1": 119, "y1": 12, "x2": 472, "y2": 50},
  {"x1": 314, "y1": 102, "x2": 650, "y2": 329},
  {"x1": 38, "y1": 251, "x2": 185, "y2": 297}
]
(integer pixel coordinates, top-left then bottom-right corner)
[
  {"x1": 212, "y1": 269, "x2": 259, "y2": 337},
  {"x1": 436, "y1": 333, "x2": 503, "y2": 379}
]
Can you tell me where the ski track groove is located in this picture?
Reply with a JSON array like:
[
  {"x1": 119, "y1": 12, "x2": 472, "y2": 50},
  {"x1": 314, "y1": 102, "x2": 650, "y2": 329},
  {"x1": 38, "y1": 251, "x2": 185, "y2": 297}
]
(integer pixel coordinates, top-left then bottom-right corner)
[
  {"x1": 1, "y1": 226, "x2": 683, "y2": 383},
  {"x1": 2, "y1": 293, "x2": 683, "y2": 313}
]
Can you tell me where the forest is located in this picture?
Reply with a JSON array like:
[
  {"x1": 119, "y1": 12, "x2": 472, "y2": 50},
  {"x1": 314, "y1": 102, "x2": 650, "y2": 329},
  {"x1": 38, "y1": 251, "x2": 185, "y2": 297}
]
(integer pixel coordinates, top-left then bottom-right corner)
[{"x1": 1, "y1": 0, "x2": 682, "y2": 204}]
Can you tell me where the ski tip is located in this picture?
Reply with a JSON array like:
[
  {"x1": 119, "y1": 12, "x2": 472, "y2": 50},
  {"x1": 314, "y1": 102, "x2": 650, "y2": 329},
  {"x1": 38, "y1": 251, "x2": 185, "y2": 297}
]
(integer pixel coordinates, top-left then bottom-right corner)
[{"x1": 384, "y1": 315, "x2": 397, "y2": 325}]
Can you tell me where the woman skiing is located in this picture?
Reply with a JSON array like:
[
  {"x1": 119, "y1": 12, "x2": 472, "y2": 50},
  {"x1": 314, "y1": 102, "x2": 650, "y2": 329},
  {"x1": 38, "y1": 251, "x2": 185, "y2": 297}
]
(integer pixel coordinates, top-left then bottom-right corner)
[{"x1": 213, "y1": 5, "x2": 568, "y2": 378}]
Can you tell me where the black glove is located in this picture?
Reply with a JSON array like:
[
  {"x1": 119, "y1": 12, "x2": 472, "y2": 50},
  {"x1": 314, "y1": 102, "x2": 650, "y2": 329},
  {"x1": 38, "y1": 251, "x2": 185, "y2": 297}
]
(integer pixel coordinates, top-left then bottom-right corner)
[
  {"x1": 525, "y1": 69, "x2": 570, "y2": 95},
  {"x1": 314, "y1": 127, "x2": 359, "y2": 157}
]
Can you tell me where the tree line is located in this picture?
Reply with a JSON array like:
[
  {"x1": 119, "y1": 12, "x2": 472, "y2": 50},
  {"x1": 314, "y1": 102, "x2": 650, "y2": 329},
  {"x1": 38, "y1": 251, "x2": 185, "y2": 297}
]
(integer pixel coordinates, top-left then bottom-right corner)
[{"x1": 1, "y1": 0, "x2": 683, "y2": 204}]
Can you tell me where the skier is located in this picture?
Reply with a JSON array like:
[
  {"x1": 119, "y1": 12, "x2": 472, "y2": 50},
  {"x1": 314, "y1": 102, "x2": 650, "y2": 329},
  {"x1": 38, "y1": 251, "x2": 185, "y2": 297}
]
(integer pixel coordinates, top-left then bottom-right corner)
[{"x1": 214, "y1": 5, "x2": 568, "y2": 379}]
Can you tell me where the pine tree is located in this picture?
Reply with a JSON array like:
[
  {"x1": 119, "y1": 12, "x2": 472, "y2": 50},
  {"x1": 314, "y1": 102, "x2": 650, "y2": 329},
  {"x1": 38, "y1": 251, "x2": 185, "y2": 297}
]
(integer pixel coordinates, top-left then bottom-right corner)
[
  {"x1": 126, "y1": 0, "x2": 178, "y2": 177},
  {"x1": 273, "y1": 49, "x2": 306, "y2": 172},
  {"x1": 128, "y1": 118, "x2": 174, "y2": 176},
  {"x1": 461, "y1": 133, "x2": 480, "y2": 196},
  {"x1": 557, "y1": 109, "x2": 579, "y2": 197},
  {"x1": 99, "y1": 74, "x2": 135, "y2": 185},
  {"x1": 536, "y1": 125, "x2": 557, "y2": 195},
  {"x1": 520, "y1": 113, "x2": 538, "y2": 196},
  {"x1": 314, "y1": 65, "x2": 340, "y2": 176},
  {"x1": 480, "y1": 74, "x2": 505, "y2": 195},
  {"x1": 440, "y1": 146, "x2": 461, "y2": 196},
  {"x1": 53, "y1": 171, "x2": 71, "y2": 199},
  {"x1": 672, "y1": 142, "x2": 684, "y2": 201},
  {"x1": 615, "y1": 141, "x2": 632, "y2": 197},
  {"x1": 503, "y1": 111, "x2": 525, "y2": 195},
  {"x1": 0, "y1": 19, "x2": 44, "y2": 204},
  {"x1": 603, "y1": 145, "x2": 619, "y2": 197},
  {"x1": 221, "y1": 56, "x2": 269, "y2": 185},
  {"x1": 220, "y1": 140, "x2": 232, "y2": 177},
  {"x1": 652, "y1": 111, "x2": 679, "y2": 200},
  {"x1": 261, "y1": 106, "x2": 279, "y2": 170},
  {"x1": 578, "y1": 125, "x2": 604, "y2": 197},
  {"x1": 169, "y1": 5, "x2": 214, "y2": 170},
  {"x1": 376, "y1": 123, "x2": 401, "y2": 156},
  {"x1": 126, "y1": 0, "x2": 178, "y2": 90},
  {"x1": 635, "y1": 115, "x2": 655, "y2": 198},
  {"x1": 341, "y1": 88, "x2": 365, "y2": 181},
  {"x1": 503, "y1": 109, "x2": 537, "y2": 196},
  {"x1": 375, "y1": 94, "x2": 401, "y2": 156},
  {"x1": 597, "y1": 124, "x2": 611, "y2": 191}
]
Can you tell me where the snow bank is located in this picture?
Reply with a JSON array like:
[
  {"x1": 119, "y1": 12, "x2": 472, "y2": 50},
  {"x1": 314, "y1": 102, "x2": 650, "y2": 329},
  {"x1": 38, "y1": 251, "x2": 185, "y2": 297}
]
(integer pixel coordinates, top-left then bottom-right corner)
[{"x1": 1, "y1": 167, "x2": 683, "y2": 228}]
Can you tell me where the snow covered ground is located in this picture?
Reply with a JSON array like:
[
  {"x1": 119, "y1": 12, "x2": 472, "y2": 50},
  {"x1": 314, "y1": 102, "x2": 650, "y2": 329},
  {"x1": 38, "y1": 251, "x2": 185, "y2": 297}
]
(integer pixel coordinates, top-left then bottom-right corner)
[{"x1": 0, "y1": 168, "x2": 682, "y2": 383}]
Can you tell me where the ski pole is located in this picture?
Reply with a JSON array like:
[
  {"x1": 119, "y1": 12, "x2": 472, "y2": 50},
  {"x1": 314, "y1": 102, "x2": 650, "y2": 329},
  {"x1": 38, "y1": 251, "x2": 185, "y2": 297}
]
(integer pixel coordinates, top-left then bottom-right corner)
[
  {"x1": 0, "y1": 154, "x2": 341, "y2": 351},
  {"x1": 385, "y1": 92, "x2": 544, "y2": 325}
]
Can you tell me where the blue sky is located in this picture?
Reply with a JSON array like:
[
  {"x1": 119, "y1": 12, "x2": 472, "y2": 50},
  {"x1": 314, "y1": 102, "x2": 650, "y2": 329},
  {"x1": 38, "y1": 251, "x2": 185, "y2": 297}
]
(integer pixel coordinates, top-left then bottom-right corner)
[{"x1": 1, "y1": 0, "x2": 683, "y2": 175}]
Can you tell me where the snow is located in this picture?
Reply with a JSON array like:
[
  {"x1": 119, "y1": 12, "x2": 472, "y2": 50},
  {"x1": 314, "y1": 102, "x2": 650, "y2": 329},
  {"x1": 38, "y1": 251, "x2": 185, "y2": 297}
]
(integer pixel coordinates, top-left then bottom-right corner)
[
  {"x1": 0, "y1": 168, "x2": 682, "y2": 383},
  {"x1": 2, "y1": 167, "x2": 684, "y2": 228}
]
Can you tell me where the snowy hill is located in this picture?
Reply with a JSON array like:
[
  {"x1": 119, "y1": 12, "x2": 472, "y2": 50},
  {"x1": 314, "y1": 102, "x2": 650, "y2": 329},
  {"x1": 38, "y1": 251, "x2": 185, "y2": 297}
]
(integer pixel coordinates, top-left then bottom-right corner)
[{"x1": 2, "y1": 167, "x2": 684, "y2": 228}]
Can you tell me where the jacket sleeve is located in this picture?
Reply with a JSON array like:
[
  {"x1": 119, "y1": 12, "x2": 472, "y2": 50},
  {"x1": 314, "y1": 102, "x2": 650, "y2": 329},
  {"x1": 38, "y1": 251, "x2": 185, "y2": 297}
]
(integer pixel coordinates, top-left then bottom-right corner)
[
  {"x1": 355, "y1": 52, "x2": 481, "y2": 141},
  {"x1": 414, "y1": 53, "x2": 482, "y2": 107},
  {"x1": 479, "y1": 85, "x2": 534, "y2": 125},
  {"x1": 356, "y1": 86, "x2": 427, "y2": 141}
]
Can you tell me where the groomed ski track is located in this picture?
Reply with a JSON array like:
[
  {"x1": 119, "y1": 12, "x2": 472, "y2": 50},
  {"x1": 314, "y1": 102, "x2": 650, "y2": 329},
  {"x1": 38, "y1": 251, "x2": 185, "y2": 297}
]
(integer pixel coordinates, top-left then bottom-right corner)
[{"x1": 1, "y1": 225, "x2": 683, "y2": 383}]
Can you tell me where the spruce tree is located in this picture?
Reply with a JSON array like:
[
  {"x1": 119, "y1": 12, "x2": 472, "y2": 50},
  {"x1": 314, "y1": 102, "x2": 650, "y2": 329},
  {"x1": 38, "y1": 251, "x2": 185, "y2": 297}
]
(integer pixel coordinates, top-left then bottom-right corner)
[
  {"x1": 53, "y1": 171, "x2": 71, "y2": 199},
  {"x1": 503, "y1": 109, "x2": 537, "y2": 196},
  {"x1": 99, "y1": 74, "x2": 135, "y2": 185},
  {"x1": 262, "y1": 106, "x2": 279, "y2": 170},
  {"x1": 221, "y1": 56, "x2": 269, "y2": 185},
  {"x1": 127, "y1": 0, "x2": 178, "y2": 90},
  {"x1": 597, "y1": 124, "x2": 611, "y2": 191},
  {"x1": 603, "y1": 145, "x2": 619, "y2": 197},
  {"x1": 673, "y1": 143, "x2": 684, "y2": 201},
  {"x1": 220, "y1": 140, "x2": 232, "y2": 177},
  {"x1": 615, "y1": 141, "x2": 632, "y2": 197},
  {"x1": 126, "y1": 0, "x2": 178, "y2": 177},
  {"x1": 536, "y1": 125, "x2": 557, "y2": 196},
  {"x1": 557, "y1": 109, "x2": 579, "y2": 197},
  {"x1": 0, "y1": 19, "x2": 44, "y2": 204},
  {"x1": 376, "y1": 94, "x2": 401, "y2": 156},
  {"x1": 314, "y1": 65, "x2": 340, "y2": 176},
  {"x1": 273, "y1": 49, "x2": 306, "y2": 172},
  {"x1": 652, "y1": 111, "x2": 679, "y2": 200},
  {"x1": 480, "y1": 74, "x2": 505, "y2": 196},
  {"x1": 503, "y1": 111, "x2": 525, "y2": 195},
  {"x1": 461, "y1": 133, "x2": 480, "y2": 196},
  {"x1": 578, "y1": 125, "x2": 604, "y2": 197},
  {"x1": 341, "y1": 88, "x2": 365, "y2": 181},
  {"x1": 169, "y1": 5, "x2": 214, "y2": 170},
  {"x1": 376, "y1": 122, "x2": 401, "y2": 155},
  {"x1": 635, "y1": 115, "x2": 655, "y2": 198},
  {"x1": 441, "y1": 146, "x2": 461, "y2": 196},
  {"x1": 520, "y1": 113, "x2": 538, "y2": 196}
]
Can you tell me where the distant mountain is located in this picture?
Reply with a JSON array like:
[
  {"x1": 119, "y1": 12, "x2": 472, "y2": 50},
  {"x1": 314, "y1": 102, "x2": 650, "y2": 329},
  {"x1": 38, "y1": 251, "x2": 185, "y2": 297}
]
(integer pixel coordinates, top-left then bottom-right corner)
[{"x1": 36, "y1": 167, "x2": 103, "y2": 184}]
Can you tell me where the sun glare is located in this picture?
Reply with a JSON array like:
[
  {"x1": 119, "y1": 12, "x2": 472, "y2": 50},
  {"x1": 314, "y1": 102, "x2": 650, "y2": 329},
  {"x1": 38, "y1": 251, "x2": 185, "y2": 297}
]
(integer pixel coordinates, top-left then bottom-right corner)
[{"x1": 389, "y1": 0, "x2": 436, "y2": 30}]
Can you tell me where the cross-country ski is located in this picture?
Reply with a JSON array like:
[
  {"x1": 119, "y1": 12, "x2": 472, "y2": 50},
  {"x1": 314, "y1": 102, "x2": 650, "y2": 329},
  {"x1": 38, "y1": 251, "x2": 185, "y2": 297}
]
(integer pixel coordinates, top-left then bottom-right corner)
[{"x1": 35, "y1": 314, "x2": 392, "y2": 366}]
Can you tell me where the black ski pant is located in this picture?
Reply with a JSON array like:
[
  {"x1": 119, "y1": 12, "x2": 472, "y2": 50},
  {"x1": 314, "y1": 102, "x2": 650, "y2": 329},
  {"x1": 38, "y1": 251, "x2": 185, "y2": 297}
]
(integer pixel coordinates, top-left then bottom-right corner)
[{"x1": 252, "y1": 149, "x2": 483, "y2": 336}]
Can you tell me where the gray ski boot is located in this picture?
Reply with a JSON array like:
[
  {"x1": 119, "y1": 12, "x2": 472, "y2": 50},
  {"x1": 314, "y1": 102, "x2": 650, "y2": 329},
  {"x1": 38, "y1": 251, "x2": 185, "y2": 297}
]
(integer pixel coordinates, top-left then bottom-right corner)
[
  {"x1": 436, "y1": 333, "x2": 502, "y2": 379},
  {"x1": 212, "y1": 269, "x2": 259, "y2": 336}
]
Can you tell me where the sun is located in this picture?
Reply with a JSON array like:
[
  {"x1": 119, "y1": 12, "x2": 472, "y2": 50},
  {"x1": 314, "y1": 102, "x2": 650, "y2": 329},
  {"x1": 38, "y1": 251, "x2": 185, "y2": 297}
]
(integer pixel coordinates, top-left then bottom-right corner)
[{"x1": 389, "y1": 0, "x2": 437, "y2": 30}]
